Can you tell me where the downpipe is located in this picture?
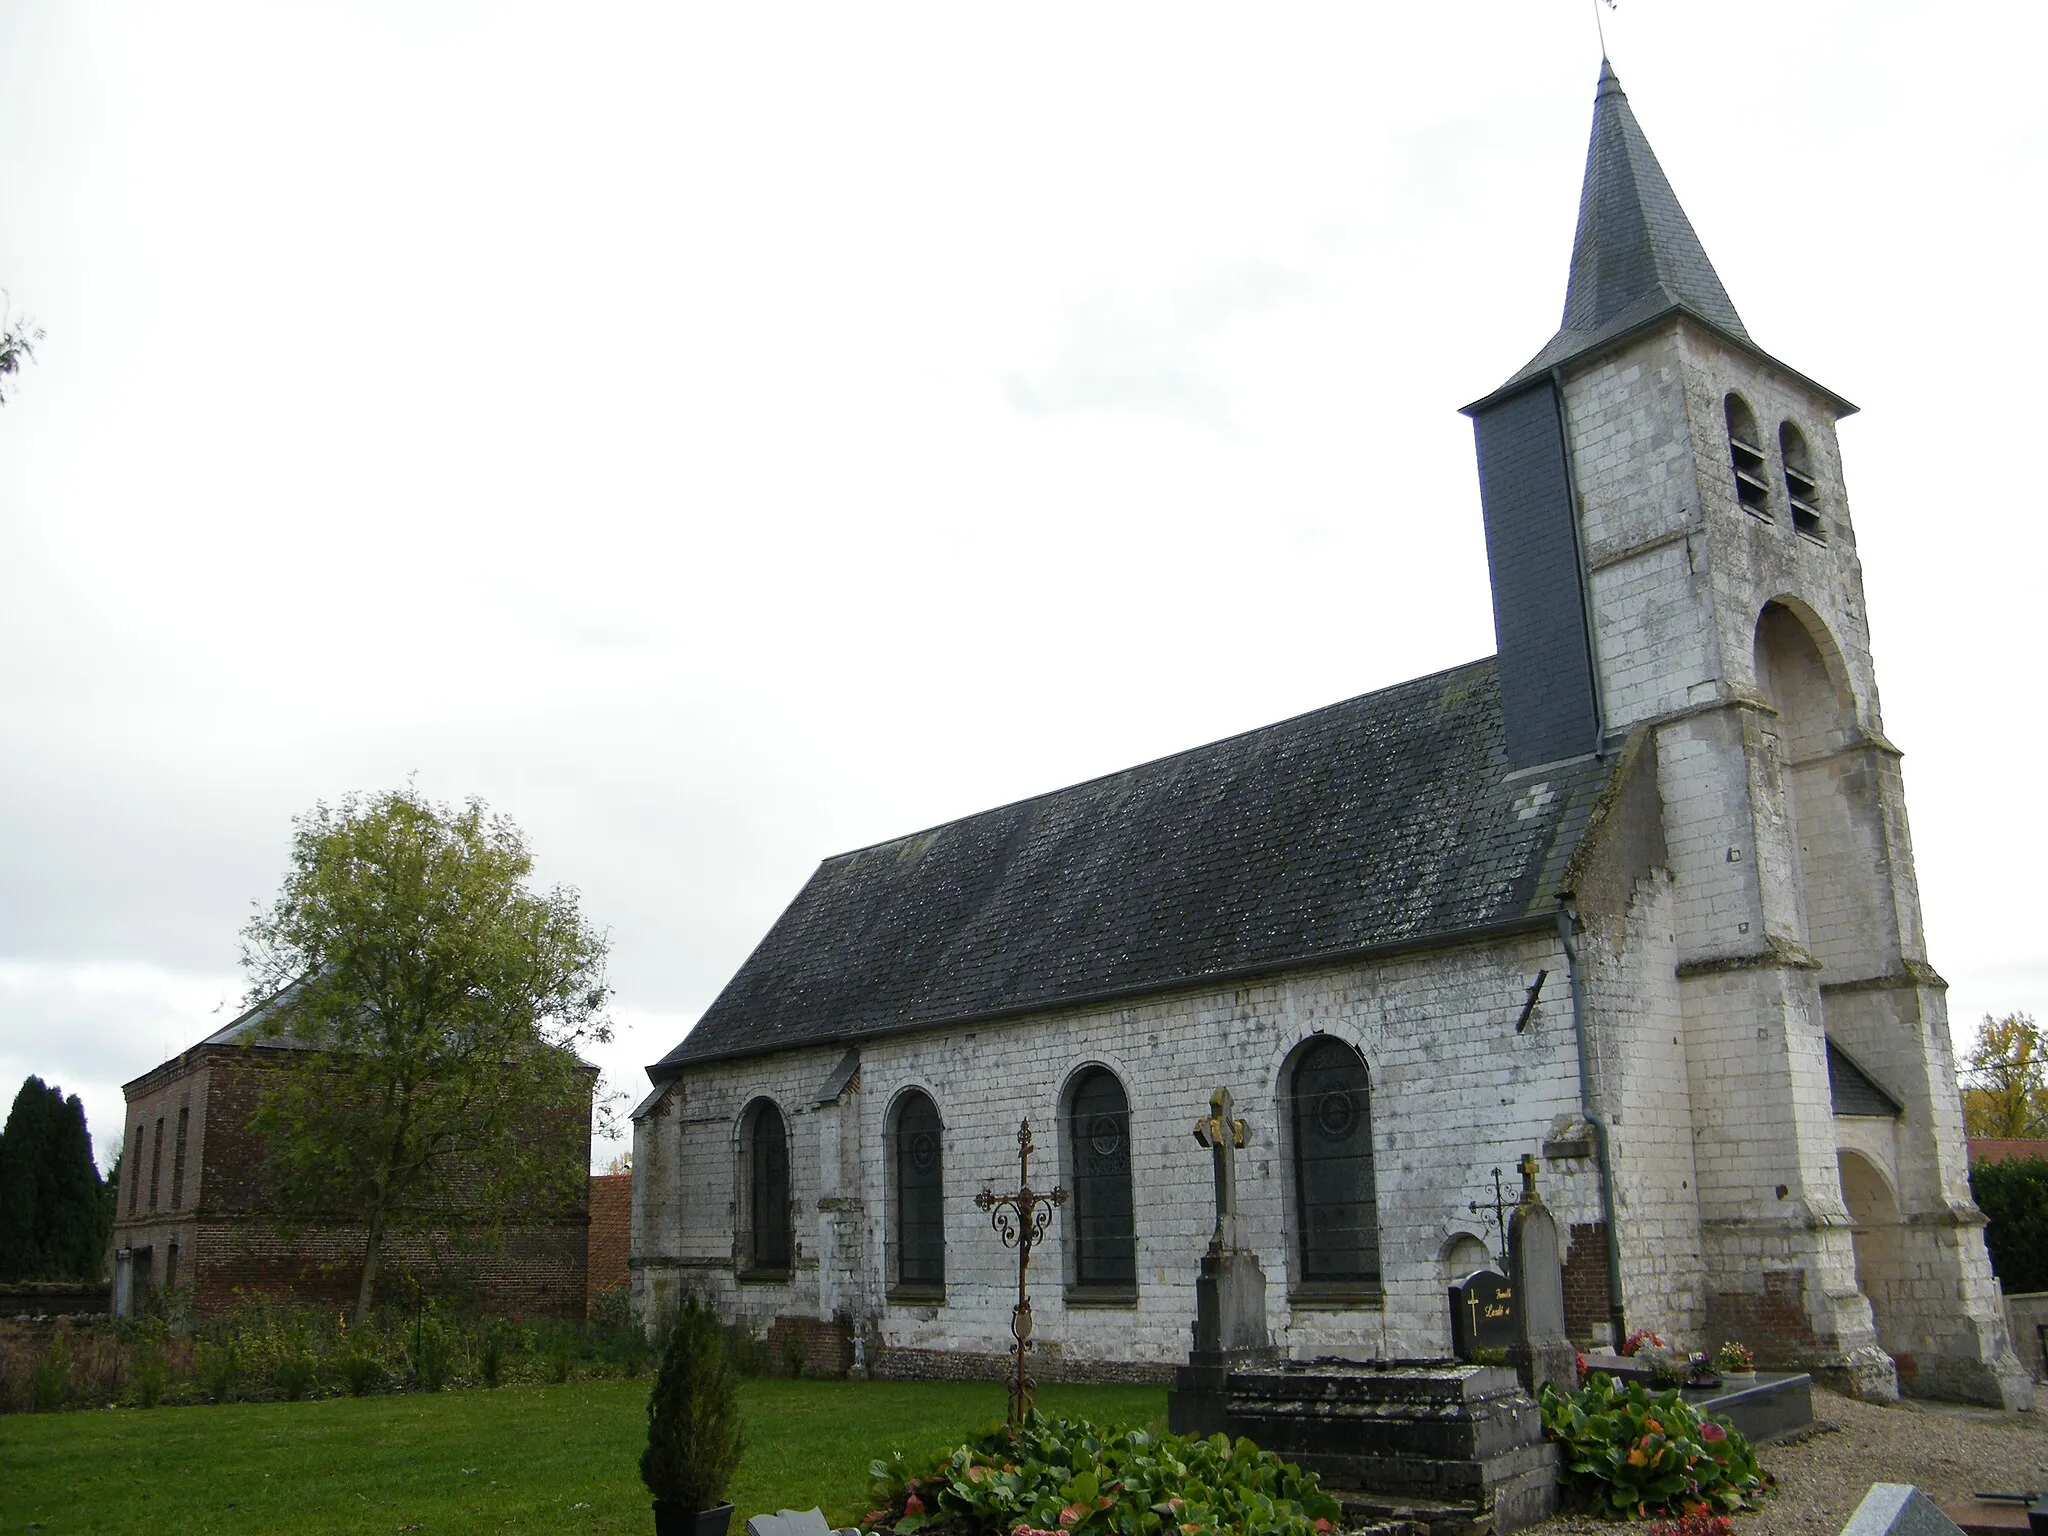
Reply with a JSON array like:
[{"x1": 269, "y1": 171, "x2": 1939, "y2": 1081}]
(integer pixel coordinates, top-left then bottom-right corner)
[{"x1": 1557, "y1": 902, "x2": 1627, "y2": 1348}]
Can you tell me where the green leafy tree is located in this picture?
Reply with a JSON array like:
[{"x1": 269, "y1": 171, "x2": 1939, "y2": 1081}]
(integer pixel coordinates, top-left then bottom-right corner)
[
  {"x1": 1968, "y1": 1156, "x2": 2048, "y2": 1294},
  {"x1": 0, "y1": 1077, "x2": 109, "y2": 1282},
  {"x1": 241, "y1": 786, "x2": 611, "y2": 1326},
  {"x1": 1961, "y1": 1012, "x2": 2048, "y2": 1140}
]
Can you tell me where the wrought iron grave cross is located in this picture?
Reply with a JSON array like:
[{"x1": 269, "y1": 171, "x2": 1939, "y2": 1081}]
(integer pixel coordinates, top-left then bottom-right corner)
[
  {"x1": 1468, "y1": 1165, "x2": 1510, "y2": 1268},
  {"x1": 1192, "y1": 1087, "x2": 1250, "y2": 1255},
  {"x1": 975, "y1": 1118, "x2": 1068, "y2": 1427}
]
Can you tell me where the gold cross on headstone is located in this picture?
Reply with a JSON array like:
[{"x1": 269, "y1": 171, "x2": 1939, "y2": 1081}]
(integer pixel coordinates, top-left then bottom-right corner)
[
  {"x1": 1518, "y1": 1151, "x2": 1541, "y2": 1204},
  {"x1": 1192, "y1": 1087, "x2": 1251, "y2": 1255}
]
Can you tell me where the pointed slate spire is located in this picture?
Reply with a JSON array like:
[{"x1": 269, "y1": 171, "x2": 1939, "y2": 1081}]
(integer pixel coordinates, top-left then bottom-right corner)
[
  {"x1": 1485, "y1": 62, "x2": 1751, "y2": 396},
  {"x1": 1563, "y1": 61, "x2": 1746, "y2": 338}
]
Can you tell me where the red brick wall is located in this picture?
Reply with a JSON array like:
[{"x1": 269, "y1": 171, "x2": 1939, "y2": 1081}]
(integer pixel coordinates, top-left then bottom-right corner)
[
  {"x1": 1968, "y1": 1138, "x2": 2048, "y2": 1166},
  {"x1": 586, "y1": 1174, "x2": 632, "y2": 1313},
  {"x1": 1703, "y1": 1269, "x2": 1820, "y2": 1369},
  {"x1": 1562, "y1": 1221, "x2": 1612, "y2": 1343},
  {"x1": 765, "y1": 1313, "x2": 856, "y2": 1378},
  {"x1": 115, "y1": 1046, "x2": 590, "y2": 1321}
]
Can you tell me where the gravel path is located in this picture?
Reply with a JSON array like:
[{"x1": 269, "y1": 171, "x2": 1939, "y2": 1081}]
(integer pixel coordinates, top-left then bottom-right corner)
[{"x1": 1538, "y1": 1389, "x2": 2047, "y2": 1536}]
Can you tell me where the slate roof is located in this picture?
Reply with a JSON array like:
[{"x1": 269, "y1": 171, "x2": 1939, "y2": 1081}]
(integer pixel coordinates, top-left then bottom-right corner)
[
  {"x1": 197, "y1": 984, "x2": 315, "y2": 1051},
  {"x1": 652, "y1": 658, "x2": 1618, "y2": 1073},
  {"x1": 1827, "y1": 1039, "x2": 1903, "y2": 1118},
  {"x1": 1473, "y1": 63, "x2": 1853, "y2": 416}
]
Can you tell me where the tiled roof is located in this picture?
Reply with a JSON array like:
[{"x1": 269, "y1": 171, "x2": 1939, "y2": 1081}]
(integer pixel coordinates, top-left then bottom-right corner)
[{"x1": 653, "y1": 657, "x2": 1616, "y2": 1072}]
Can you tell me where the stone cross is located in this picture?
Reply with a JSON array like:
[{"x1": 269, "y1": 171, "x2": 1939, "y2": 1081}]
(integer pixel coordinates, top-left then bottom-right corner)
[
  {"x1": 1193, "y1": 1087, "x2": 1251, "y2": 1255},
  {"x1": 1518, "y1": 1151, "x2": 1540, "y2": 1203}
]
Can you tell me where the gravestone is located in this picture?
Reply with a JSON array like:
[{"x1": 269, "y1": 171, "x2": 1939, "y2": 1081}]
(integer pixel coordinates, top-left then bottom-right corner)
[
  {"x1": 1840, "y1": 1485, "x2": 1967, "y2": 1536},
  {"x1": 1166, "y1": 1088, "x2": 1279, "y2": 1436},
  {"x1": 1449, "y1": 1269, "x2": 1516, "y2": 1361},
  {"x1": 1506, "y1": 1170, "x2": 1575, "y2": 1394},
  {"x1": 746, "y1": 1509, "x2": 859, "y2": 1536}
]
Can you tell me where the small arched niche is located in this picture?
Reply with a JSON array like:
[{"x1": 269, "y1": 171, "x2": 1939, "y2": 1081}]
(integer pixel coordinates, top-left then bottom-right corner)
[
  {"x1": 1441, "y1": 1232, "x2": 1494, "y2": 1286},
  {"x1": 1779, "y1": 421, "x2": 1826, "y2": 540},
  {"x1": 1725, "y1": 393, "x2": 1771, "y2": 518}
]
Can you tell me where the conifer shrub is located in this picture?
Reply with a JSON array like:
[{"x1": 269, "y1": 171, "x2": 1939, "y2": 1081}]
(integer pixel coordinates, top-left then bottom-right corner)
[{"x1": 641, "y1": 1291, "x2": 743, "y2": 1516}]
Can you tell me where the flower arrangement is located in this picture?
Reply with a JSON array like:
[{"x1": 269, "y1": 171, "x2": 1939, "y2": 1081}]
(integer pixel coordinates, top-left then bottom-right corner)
[
  {"x1": 1712, "y1": 1342, "x2": 1754, "y2": 1375},
  {"x1": 1620, "y1": 1328, "x2": 1668, "y2": 1358}
]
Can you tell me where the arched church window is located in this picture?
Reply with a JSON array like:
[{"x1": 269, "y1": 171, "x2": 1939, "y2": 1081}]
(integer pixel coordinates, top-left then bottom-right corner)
[
  {"x1": 1779, "y1": 422, "x2": 1825, "y2": 541},
  {"x1": 892, "y1": 1090, "x2": 945, "y2": 1292},
  {"x1": 1066, "y1": 1068, "x2": 1137, "y2": 1292},
  {"x1": 1725, "y1": 393, "x2": 1771, "y2": 518},
  {"x1": 1290, "y1": 1038, "x2": 1381, "y2": 1286},
  {"x1": 742, "y1": 1099, "x2": 792, "y2": 1275}
]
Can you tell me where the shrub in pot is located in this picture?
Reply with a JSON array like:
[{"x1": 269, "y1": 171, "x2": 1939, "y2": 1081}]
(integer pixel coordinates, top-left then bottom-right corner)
[{"x1": 641, "y1": 1292, "x2": 743, "y2": 1536}]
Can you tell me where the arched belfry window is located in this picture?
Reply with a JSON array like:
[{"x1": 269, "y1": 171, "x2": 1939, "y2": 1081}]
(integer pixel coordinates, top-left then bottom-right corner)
[
  {"x1": 1725, "y1": 394, "x2": 1771, "y2": 518},
  {"x1": 1066, "y1": 1068, "x2": 1137, "y2": 1293},
  {"x1": 742, "y1": 1099, "x2": 791, "y2": 1275},
  {"x1": 892, "y1": 1090, "x2": 945, "y2": 1292},
  {"x1": 1290, "y1": 1038, "x2": 1381, "y2": 1288},
  {"x1": 1779, "y1": 422, "x2": 1825, "y2": 541}
]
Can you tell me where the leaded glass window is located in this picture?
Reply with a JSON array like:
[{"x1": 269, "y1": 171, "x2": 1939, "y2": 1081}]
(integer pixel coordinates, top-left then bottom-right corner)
[
  {"x1": 895, "y1": 1091, "x2": 945, "y2": 1288},
  {"x1": 748, "y1": 1101, "x2": 791, "y2": 1272},
  {"x1": 1067, "y1": 1069, "x2": 1137, "y2": 1289},
  {"x1": 1291, "y1": 1039, "x2": 1380, "y2": 1285}
]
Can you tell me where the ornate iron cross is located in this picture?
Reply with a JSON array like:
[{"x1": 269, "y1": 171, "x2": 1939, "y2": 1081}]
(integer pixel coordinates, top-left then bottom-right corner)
[
  {"x1": 1468, "y1": 1165, "x2": 1510, "y2": 1269},
  {"x1": 975, "y1": 1118, "x2": 1068, "y2": 1428},
  {"x1": 1192, "y1": 1086, "x2": 1250, "y2": 1255}
]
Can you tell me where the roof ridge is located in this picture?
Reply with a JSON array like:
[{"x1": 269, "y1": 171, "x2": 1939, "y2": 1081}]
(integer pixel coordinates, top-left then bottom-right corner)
[{"x1": 818, "y1": 654, "x2": 1502, "y2": 864}]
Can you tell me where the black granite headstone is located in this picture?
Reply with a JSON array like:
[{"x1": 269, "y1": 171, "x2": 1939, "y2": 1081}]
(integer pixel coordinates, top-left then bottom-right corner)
[{"x1": 1449, "y1": 1268, "x2": 1517, "y2": 1360}]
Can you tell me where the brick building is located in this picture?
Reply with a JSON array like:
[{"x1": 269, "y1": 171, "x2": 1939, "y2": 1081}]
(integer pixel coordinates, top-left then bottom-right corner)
[
  {"x1": 112, "y1": 995, "x2": 592, "y2": 1320},
  {"x1": 585, "y1": 1172, "x2": 633, "y2": 1311},
  {"x1": 631, "y1": 64, "x2": 2030, "y2": 1408}
]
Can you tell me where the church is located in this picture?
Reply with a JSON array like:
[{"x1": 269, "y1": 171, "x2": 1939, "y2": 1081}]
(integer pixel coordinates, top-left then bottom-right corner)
[{"x1": 630, "y1": 64, "x2": 2030, "y2": 1409}]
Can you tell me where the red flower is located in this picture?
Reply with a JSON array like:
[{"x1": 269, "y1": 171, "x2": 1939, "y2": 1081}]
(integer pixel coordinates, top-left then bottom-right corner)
[
  {"x1": 1700, "y1": 1422, "x2": 1727, "y2": 1443},
  {"x1": 903, "y1": 1493, "x2": 926, "y2": 1517}
]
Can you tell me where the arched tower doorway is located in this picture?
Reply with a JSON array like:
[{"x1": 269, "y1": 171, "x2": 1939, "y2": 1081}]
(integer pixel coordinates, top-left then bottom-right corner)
[{"x1": 1837, "y1": 1149, "x2": 1907, "y2": 1361}]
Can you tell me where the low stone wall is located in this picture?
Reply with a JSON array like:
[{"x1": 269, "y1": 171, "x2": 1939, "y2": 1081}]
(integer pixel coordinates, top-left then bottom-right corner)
[
  {"x1": 0, "y1": 1283, "x2": 110, "y2": 1320},
  {"x1": 868, "y1": 1344, "x2": 1174, "y2": 1386},
  {"x1": 2004, "y1": 1291, "x2": 2048, "y2": 1382}
]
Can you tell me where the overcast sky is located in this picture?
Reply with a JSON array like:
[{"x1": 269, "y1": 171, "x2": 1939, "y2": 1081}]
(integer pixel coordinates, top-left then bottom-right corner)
[{"x1": 3, "y1": 4, "x2": 2043, "y2": 1173}]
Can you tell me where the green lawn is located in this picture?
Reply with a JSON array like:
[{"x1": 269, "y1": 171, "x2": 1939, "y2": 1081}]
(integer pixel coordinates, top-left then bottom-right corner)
[{"x1": 0, "y1": 1378, "x2": 1166, "y2": 1534}]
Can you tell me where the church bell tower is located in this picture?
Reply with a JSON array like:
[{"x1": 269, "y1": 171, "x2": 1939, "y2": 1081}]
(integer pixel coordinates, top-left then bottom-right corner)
[{"x1": 1463, "y1": 63, "x2": 2030, "y2": 1407}]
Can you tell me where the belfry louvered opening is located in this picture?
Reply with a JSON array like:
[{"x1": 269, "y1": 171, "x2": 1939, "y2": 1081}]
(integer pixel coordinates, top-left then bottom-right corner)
[
  {"x1": 1726, "y1": 393, "x2": 1772, "y2": 518},
  {"x1": 1780, "y1": 421, "x2": 1826, "y2": 541}
]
